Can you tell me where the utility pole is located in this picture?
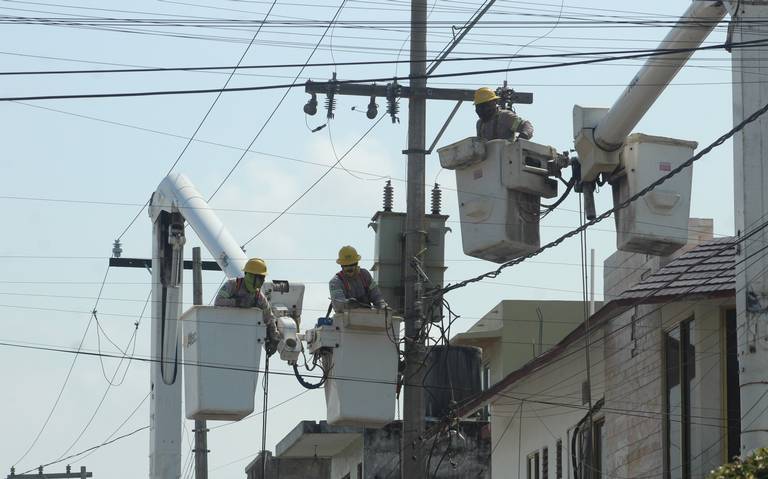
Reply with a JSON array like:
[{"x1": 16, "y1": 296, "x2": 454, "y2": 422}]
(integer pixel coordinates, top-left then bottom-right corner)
[
  {"x1": 192, "y1": 247, "x2": 209, "y2": 479},
  {"x1": 729, "y1": 0, "x2": 768, "y2": 457},
  {"x1": 401, "y1": 0, "x2": 428, "y2": 476},
  {"x1": 7, "y1": 466, "x2": 92, "y2": 479},
  {"x1": 302, "y1": 3, "x2": 529, "y2": 475}
]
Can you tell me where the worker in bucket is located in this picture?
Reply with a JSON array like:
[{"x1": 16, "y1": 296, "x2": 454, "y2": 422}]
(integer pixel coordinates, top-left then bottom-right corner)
[
  {"x1": 215, "y1": 257, "x2": 280, "y2": 356},
  {"x1": 329, "y1": 245, "x2": 388, "y2": 313},
  {"x1": 474, "y1": 86, "x2": 534, "y2": 141}
]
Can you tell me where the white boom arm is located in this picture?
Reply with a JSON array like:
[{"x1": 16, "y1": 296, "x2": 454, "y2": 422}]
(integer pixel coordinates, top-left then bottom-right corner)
[
  {"x1": 146, "y1": 173, "x2": 248, "y2": 479},
  {"x1": 152, "y1": 173, "x2": 248, "y2": 277},
  {"x1": 574, "y1": 0, "x2": 727, "y2": 181}
]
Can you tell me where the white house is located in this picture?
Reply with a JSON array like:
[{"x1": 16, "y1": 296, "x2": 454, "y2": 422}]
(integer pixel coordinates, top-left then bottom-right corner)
[{"x1": 454, "y1": 221, "x2": 739, "y2": 478}]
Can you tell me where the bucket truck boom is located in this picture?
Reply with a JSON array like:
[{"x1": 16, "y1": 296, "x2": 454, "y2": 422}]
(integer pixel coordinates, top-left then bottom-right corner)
[
  {"x1": 147, "y1": 173, "x2": 306, "y2": 478},
  {"x1": 147, "y1": 172, "x2": 248, "y2": 479},
  {"x1": 573, "y1": 0, "x2": 727, "y2": 181}
]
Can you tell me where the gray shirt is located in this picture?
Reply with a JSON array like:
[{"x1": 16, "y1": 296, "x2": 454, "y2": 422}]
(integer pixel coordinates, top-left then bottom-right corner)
[
  {"x1": 214, "y1": 278, "x2": 275, "y2": 325},
  {"x1": 329, "y1": 268, "x2": 386, "y2": 313},
  {"x1": 476, "y1": 109, "x2": 534, "y2": 141}
]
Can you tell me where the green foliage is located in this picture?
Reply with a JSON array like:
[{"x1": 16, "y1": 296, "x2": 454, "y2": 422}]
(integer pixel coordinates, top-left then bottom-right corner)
[{"x1": 707, "y1": 448, "x2": 768, "y2": 479}]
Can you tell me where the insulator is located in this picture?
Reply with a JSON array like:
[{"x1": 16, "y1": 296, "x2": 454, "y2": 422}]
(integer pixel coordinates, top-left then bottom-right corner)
[
  {"x1": 325, "y1": 94, "x2": 336, "y2": 119},
  {"x1": 383, "y1": 180, "x2": 394, "y2": 212},
  {"x1": 112, "y1": 239, "x2": 123, "y2": 258},
  {"x1": 431, "y1": 183, "x2": 442, "y2": 215},
  {"x1": 386, "y1": 97, "x2": 399, "y2": 123}
]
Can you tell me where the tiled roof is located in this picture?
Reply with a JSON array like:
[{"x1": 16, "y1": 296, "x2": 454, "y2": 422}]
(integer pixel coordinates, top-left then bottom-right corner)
[{"x1": 617, "y1": 236, "x2": 735, "y2": 302}]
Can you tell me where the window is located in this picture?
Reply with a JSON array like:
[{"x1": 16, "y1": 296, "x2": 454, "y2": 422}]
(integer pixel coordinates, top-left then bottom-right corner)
[
  {"x1": 527, "y1": 451, "x2": 540, "y2": 479},
  {"x1": 594, "y1": 418, "x2": 605, "y2": 478},
  {"x1": 480, "y1": 365, "x2": 492, "y2": 420},
  {"x1": 665, "y1": 319, "x2": 695, "y2": 479},
  {"x1": 542, "y1": 447, "x2": 549, "y2": 479},
  {"x1": 577, "y1": 418, "x2": 604, "y2": 479},
  {"x1": 556, "y1": 439, "x2": 563, "y2": 479}
]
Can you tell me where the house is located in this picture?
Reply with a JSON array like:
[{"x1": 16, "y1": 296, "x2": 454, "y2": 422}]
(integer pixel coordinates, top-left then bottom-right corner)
[
  {"x1": 454, "y1": 220, "x2": 739, "y2": 478},
  {"x1": 452, "y1": 299, "x2": 602, "y2": 396},
  {"x1": 247, "y1": 420, "x2": 491, "y2": 479}
]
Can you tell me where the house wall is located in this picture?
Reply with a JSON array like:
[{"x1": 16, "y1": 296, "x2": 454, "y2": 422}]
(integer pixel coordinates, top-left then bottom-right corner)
[
  {"x1": 330, "y1": 436, "x2": 363, "y2": 479},
  {"x1": 489, "y1": 329, "x2": 605, "y2": 478},
  {"x1": 602, "y1": 298, "x2": 733, "y2": 478},
  {"x1": 602, "y1": 304, "x2": 665, "y2": 478},
  {"x1": 499, "y1": 300, "x2": 598, "y2": 377}
]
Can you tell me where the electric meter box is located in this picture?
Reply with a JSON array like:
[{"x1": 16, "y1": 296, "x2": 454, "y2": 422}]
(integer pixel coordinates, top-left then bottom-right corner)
[
  {"x1": 181, "y1": 306, "x2": 266, "y2": 421},
  {"x1": 437, "y1": 137, "x2": 558, "y2": 263},
  {"x1": 321, "y1": 310, "x2": 401, "y2": 427},
  {"x1": 614, "y1": 133, "x2": 697, "y2": 255}
]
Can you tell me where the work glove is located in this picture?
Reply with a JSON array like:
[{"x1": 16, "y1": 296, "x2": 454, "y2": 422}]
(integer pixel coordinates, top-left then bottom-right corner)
[{"x1": 265, "y1": 321, "x2": 280, "y2": 357}]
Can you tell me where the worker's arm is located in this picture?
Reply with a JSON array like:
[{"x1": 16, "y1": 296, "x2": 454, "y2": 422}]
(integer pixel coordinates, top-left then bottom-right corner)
[
  {"x1": 362, "y1": 269, "x2": 387, "y2": 309},
  {"x1": 517, "y1": 119, "x2": 534, "y2": 140},
  {"x1": 214, "y1": 281, "x2": 239, "y2": 307},
  {"x1": 329, "y1": 276, "x2": 348, "y2": 313},
  {"x1": 256, "y1": 292, "x2": 275, "y2": 325}
]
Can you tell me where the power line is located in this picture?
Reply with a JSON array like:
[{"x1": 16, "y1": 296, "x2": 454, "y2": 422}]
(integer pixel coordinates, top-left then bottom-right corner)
[
  {"x1": 1, "y1": 45, "x2": 738, "y2": 77},
  {"x1": 241, "y1": 109, "x2": 387, "y2": 246},
  {"x1": 206, "y1": 0, "x2": 351, "y2": 202},
  {"x1": 11, "y1": 266, "x2": 111, "y2": 469},
  {"x1": 113, "y1": 0, "x2": 280, "y2": 242},
  {"x1": 0, "y1": 38, "x2": 764, "y2": 102}
]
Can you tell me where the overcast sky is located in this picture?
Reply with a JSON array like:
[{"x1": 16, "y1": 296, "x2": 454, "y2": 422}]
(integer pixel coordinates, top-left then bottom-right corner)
[{"x1": 0, "y1": 0, "x2": 738, "y2": 477}]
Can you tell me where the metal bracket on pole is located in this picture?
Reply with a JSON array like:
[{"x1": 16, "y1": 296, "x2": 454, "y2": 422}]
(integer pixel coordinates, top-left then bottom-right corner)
[
  {"x1": 426, "y1": 100, "x2": 463, "y2": 154},
  {"x1": 305, "y1": 81, "x2": 533, "y2": 104}
]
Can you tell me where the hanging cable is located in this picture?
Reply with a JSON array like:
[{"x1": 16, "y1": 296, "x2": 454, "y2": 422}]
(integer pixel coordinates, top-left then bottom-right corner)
[{"x1": 261, "y1": 356, "x2": 270, "y2": 478}]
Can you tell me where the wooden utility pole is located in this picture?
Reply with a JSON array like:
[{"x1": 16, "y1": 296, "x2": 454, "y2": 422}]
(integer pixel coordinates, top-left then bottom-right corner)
[
  {"x1": 192, "y1": 248, "x2": 209, "y2": 479},
  {"x1": 401, "y1": 0, "x2": 428, "y2": 477}
]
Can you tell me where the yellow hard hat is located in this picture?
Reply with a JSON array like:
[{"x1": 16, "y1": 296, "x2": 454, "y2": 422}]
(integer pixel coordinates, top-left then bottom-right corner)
[
  {"x1": 336, "y1": 245, "x2": 361, "y2": 266},
  {"x1": 473, "y1": 87, "x2": 499, "y2": 105},
  {"x1": 243, "y1": 258, "x2": 268, "y2": 276}
]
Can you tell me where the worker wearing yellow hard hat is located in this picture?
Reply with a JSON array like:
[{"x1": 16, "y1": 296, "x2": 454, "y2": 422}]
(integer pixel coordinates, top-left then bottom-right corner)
[
  {"x1": 329, "y1": 245, "x2": 388, "y2": 313},
  {"x1": 474, "y1": 86, "x2": 534, "y2": 141},
  {"x1": 215, "y1": 258, "x2": 280, "y2": 355}
]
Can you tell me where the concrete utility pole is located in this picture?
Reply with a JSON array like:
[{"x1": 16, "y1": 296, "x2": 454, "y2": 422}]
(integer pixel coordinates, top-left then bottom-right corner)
[
  {"x1": 302, "y1": 4, "x2": 529, "y2": 475},
  {"x1": 192, "y1": 248, "x2": 209, "y2": 479},
  {"x1": 401, "y1": 0, "x2": 428, "y2": 476},
  {"x1": 729, "y1": 0, "x2": 768, "y2": 457}
]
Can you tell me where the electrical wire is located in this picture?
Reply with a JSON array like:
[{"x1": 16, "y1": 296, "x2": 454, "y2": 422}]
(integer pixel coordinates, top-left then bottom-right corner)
[
  {"x1": 112, "y1": 0, "x2": 280, "y2": 242},
  {"x1": 504, "y1": 0, "x2": 564, "y2": 82},
  {"x1": 11, "y1": 266, "x2": 111, "y2": 469},
  {"x1": 241, "y1": 110, "x2": 387, "y2": 246},
  {"x1": 1, "y1": 38, "x2": 765, "y2": 103},
  {"x1": 52, "y1": 293, "x2": 147, "y2": 461},
  {"x1": 19, "y1": 420, "x2": 149, "y2": 475},
  {"x1": 206, "y1": 0, "x2": 351, "y2": 202}
]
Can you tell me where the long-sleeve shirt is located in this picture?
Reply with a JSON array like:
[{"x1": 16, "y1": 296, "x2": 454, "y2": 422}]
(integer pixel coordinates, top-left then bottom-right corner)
[
  {"x1": 476, "y1": 109, "x2": 534, "y2": 141},
  {"x1": 214, "y1": 278, "x2": 275, "y2": 325},
  {"x1": 329, "y1": 268, "x2": 386, "y2": 313}
]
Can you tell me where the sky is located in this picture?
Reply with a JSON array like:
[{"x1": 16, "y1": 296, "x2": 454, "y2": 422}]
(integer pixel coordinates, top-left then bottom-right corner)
[{"x1": 0, "y1": 0, "x2": 740, "y2": 477}]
